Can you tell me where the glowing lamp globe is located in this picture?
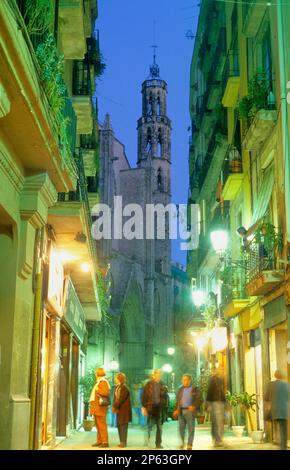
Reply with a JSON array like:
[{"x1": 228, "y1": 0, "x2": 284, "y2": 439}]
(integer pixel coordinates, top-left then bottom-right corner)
[
  {"x1": 192, "y1": 290, "x2": 206, "y2": 307},
  {"x1": 162, "y1": 364, "x2": 173, "y2": 373},
  {"x1": 210, "y1": 230, "x2": 228, "y2": 253}
]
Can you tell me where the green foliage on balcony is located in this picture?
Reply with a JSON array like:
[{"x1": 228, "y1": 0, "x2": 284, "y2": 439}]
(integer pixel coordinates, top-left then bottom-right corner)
[
  {"x1": 86, "y1": 37, "x2": 106, "y2": 78},
  {"x1": 253, "y1": 221, "x2": 283, "y2": 255},
  {"x1": 36, "y1": 34, "x2": 74, "y2": 166},
  {"x1": 21, "y1": 0, "x2": 54, "y2": 35},
  {"x1": 220, "y1": 265, "x2": 247, "y2": 305},
  {"x1": 237, "y1": 73, "x2": 272, "y2": 120}
]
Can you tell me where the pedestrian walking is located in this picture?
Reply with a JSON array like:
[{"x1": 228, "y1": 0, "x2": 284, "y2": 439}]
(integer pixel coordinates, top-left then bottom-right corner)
[
  {"x1": 112, "y1": 372, "x2": 132, "y2": 448},
  {"x1": 206, "y1": 370, "x2": 226, "y2": 447},
  {"x1": 142, "y1": 369, "x2": 168, "y2": 449},
  {"x1": 173, "y1": 373, "x2": 202, "y2": 450},
  {"x1": 264, "y1": 370, "x2": 290, "y2": 450},
  {"x1": 90, "y1": 367, "x2": 111, "y2": 448}
]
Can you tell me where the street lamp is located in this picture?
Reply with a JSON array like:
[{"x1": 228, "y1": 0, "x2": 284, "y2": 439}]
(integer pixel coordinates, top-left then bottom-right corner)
[
  {"x1": 210, "y1": 229, "x2": 247, "y2": 269},
  {"x1": 210, "y1": 229, "x2": 228, "y2": 254},
  {"x1": 167, "y1": 347, "x2": 175, "y2": 356},
  {"x1": 162, "y1": 363, "x2": 173, "y2": 388},
  {"x1": 192, "y1": 289, "x2": 206, "y2": 307}
]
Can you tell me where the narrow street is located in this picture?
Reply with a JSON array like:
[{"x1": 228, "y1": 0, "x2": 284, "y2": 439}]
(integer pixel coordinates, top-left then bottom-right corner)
[
  {"x1": 55, "y1": 422, "x2": 277, "y2": 451},
  {"x1": 1, "y1": 0, "x2": 290, "y2": 455}
]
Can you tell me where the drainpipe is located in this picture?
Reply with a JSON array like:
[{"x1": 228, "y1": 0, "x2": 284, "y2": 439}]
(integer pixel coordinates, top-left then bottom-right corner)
[
  {"x1": 277, "y1": 3, "x2": 290, "y2": 244},
  {"x1": 29, "y1": 228, "x2": 44, "y2": 449}
]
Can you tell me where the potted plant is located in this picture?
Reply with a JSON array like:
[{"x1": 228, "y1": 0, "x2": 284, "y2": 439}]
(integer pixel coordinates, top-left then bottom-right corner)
[
  {"x1": 229, "y1": 147, "x2": 242, "y2": 173},
  {"x1": 238, "y1": 392, "x2": 263, "y2": 443},
  {"x1": 79, "y1": 366, "x2": 97, "y2": 431},
  {"x1": 226, "y1": 391, "x2": 245, "y2": 438},
  {"x1": 237, "y1": 72, "x2": 270, "y2": 121}
]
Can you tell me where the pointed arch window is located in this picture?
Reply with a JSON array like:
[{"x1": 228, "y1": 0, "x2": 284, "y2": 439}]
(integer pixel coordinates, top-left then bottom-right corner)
[
  {"x1": 157, "y1": 96, "x2": 161, "y2": 115},
  {"x1": 146, "y1": 128, "x2": 152, "y2": 156},
  {"x1": 147, "y1": 94, "x2": 153, "y2": 116},
  {"x1": 157, "y1": 167, "x2": 163, "y2": 190},
  {"x1": 157, "y1": 128, "x2": 162, "y2": 158}
]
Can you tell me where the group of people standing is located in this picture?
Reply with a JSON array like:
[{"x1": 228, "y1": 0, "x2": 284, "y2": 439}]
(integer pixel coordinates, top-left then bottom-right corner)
[
  {"x1": 89, "y1": 367, "x2": 289, "y2": 450},
  {"x1": 89, "y1": 367, "x2": 203, "y2": 449}
]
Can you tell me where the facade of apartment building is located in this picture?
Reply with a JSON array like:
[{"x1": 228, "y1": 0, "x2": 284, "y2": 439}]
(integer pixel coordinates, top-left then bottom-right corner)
[
  {"x1": 0, "y1": 0, "x2": 102, "y2": 449},
  {"x1": 187, "y1": 0, "x2": 290, "y2": 439}
]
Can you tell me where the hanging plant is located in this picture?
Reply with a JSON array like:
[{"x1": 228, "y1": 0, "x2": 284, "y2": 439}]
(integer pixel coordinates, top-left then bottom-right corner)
[
  {"x1": 23, "y1": 0, "x2": 54, "y2": 35},
  {"x1": 35, "y1": 34, "x2": 72, "y2": 165},
  {"x1": 86, "y1": 37, "x2": 106, "y2": 77},
  {"x1": 254, "y1": 220, "x2": 283, "y2": 253}
]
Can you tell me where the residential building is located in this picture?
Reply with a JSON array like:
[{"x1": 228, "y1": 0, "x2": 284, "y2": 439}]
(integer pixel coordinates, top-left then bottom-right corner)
[
  {"x1": 0, "y1": 0, "x2": 102, "y2": 449},
  {"x1": 187, "y1": 0, "x2": 290, "y2": 440}
]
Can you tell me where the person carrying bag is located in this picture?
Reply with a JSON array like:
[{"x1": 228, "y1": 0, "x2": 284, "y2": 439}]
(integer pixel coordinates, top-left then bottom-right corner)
[{"x1": 90, "y1": 367, "x2": 111, "y2": 448}]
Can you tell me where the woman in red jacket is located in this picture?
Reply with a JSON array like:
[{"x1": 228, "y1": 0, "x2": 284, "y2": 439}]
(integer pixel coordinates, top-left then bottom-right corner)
[
  {"x1": 112, "y1": 372, "x2": 132, "y2": 448},
  {"x1": 90, "y1": 367, "x2": 111, "y2": 448}
]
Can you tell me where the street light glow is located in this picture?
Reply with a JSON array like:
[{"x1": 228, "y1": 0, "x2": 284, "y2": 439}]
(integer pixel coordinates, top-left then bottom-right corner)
[
  {"x1": 59, "y1": 250, "x2": 76, "y2": 263},
  {"x1": 196, "y1": 335, "x2": 207, "y2": 350},
  {"x1": 192, "y1": 289, "x2": 206, "y2": 307},
  {"x1": 162, "y1": 363, "x2": 173, "y2": 373},
  {"x1": 167, "y1": 347, "x2": 175, "y2": 355},
  {"x1": 109, "y1": 360, "x2": 119, "y2": 371},
  {"x1": 210, "y1": 229, "x2": 228, "y2": 253},
  {"x1": 81, "y1": 262, "x2": 91, "y2": 273}
]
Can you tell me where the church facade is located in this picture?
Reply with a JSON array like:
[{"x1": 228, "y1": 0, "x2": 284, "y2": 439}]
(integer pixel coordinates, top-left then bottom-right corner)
[{"x1": 94, "y1": 58, "x2": 174, "y2": 383}]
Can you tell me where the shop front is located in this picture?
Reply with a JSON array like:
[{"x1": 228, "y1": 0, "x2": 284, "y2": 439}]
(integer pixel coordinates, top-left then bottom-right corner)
[
  {"x1": 241, "y1": 302, "x2": 264, "y2": 431},
  {"x1": 56, "y1": 277, "x2": 87, "y2": 438},
  {"x1": 35, "y1": 241, "x2": 64, "y2": 450},
  {"x1": 263, "y1": 294, "x2": 289, "y2": 443}
]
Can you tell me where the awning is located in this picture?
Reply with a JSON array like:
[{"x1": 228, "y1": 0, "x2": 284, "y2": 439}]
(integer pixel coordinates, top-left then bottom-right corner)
[
  {"x1": 241, "y1": 302, "x2": 262, "y2": 332},
  {"x1": 251, "y1": 164, "x2": 274, "y2": 225}
]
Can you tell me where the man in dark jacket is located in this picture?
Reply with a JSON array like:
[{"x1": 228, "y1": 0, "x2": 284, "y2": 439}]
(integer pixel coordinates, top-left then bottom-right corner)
[
  {"x1": 206, "y1": 371, "x2": 226, "y2": 447},
  {"x1": 142, "y1": 369, "x2": 168, "y2": 449},
  {"x1": 264, "y1": 370, "x2": 290, "y2": 450},
  {"x1": 173, "y1": 374, "x2": 202, "y2": 450}
]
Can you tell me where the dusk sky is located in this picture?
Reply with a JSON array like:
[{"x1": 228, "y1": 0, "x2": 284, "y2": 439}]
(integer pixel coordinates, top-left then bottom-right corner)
[{"x1": 96, "y1": 0, "x2": 199, "y2": 264}]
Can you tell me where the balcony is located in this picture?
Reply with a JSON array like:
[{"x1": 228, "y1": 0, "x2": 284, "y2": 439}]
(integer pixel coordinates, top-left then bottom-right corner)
[
  {"x1": 59, "y1": 0, "x2": 87, "y2": 59},
  {"x1": 221, "y1": 147, "x2": 243, "y2": 201},
  {"x1": 80, "y1": 132, "x2": 98, "y2": 177},
  {"x1": 222, "y1": 267, "x2": 251, "y2": 318},
  {"x1": 243, "y1": 109, "x2": 277, "y2": 152},
  {"x1": 198, "y1": 127, "x2": 228, "y2": 199},
  {"x1": 222, "y1": 50, "x2": 240, "y2": 108},
  {"x1": 49, "y1": 152, "x2": 101, "y2": 321},
  {"x1": 246, "y1": 240, "x2": 284, "y2": 296},
  {"x1": 207, "y1": 28, "x2": 227, "y2": 110},
  {"x1": 197, "y1": 202, "x2": 230, "y2": 270},
  {"x1": 1, "y1": 1, "x2": 77, "y2": 191},
  {"x1": 243, "y1": 1, "x2": 268, "y2": 38},
  {"x1": 72, "y1": 60, "x2": 93, "y2": 134}
]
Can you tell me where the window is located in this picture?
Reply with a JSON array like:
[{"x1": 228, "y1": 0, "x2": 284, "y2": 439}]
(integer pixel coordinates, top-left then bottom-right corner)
[
  {"x1": 146, "y1": 128, "x2": 152, "y2": 156},
  {"x1": 147, "y1": 94, "x2": 153, "y2": 116},
  {"x1": 157, "y1": 168, "x2": 163, "y2": 190},
  {"x1": 157, "y1": 129, "x2": 162, "y2": 158},
  {"x1": 157, "y1": 96, "x2": 161, "y2": 115}
]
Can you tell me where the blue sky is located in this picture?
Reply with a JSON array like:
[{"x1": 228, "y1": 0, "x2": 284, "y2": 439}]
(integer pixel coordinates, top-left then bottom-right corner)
[{"x1": 96, "y1": 0, "x2": 199, "y2": 264}]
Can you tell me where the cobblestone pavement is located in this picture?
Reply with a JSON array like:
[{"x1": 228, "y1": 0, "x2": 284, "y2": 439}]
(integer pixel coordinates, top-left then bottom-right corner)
[{"x1": 55, "y1": 421, "x2": 280, "y2": 451}]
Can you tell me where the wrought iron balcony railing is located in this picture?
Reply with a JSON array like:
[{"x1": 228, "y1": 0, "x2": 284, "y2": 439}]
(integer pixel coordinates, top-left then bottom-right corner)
[
  {"x1": 73, "y1": 60, "x2": 91, "y2": 96},
  {"x1": 245, "y1": 240, "x2": 282, "y2": 282},
  {"x1": 221, "y1": 267, "x2": 248, "y2": 306},
  {"x1": 80, "y1": 133, "x2": 97, "y2": 150},
  {"x1": 221, "y1": 146, "x2": 243, "y2": 186}
]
